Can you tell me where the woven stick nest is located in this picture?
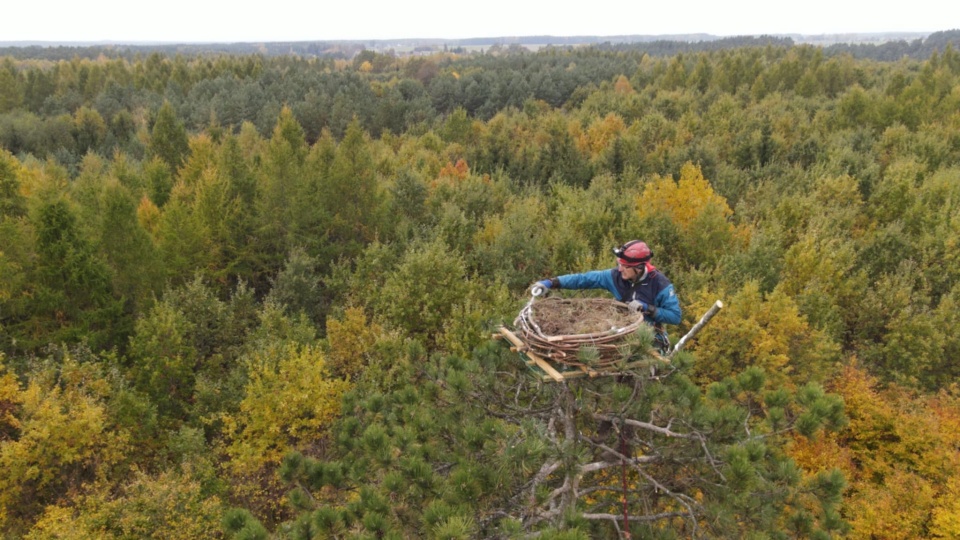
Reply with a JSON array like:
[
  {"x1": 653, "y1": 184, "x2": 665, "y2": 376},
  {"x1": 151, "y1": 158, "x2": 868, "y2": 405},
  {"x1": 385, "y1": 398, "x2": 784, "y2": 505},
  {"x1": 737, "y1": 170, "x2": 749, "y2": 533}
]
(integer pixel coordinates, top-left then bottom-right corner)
[{"x1": 513, "y1": 297, "x2": 648, "y2": 368}]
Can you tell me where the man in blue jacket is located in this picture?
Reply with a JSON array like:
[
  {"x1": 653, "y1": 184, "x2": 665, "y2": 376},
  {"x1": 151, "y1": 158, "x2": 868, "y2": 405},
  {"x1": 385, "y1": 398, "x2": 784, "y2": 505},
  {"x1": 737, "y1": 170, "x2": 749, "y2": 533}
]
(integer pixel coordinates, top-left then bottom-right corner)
[{"x1": 536, "y1": 240, "x2": 681, "y2": 351}]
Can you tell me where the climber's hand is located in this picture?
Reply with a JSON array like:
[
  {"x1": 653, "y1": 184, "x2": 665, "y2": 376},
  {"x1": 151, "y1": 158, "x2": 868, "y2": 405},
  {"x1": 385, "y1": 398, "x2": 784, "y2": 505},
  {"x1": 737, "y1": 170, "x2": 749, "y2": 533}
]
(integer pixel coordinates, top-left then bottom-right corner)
[{"x1": 531, "y1": 280, "x2": 552, "y2": 297}]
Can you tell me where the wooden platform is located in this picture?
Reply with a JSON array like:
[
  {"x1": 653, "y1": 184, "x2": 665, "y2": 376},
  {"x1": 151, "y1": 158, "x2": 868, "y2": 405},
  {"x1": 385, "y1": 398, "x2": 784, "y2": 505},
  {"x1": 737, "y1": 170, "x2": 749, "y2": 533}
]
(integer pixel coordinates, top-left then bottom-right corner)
[{"x1": 494, "y1": 326, "x2": 665, "y2": 382}]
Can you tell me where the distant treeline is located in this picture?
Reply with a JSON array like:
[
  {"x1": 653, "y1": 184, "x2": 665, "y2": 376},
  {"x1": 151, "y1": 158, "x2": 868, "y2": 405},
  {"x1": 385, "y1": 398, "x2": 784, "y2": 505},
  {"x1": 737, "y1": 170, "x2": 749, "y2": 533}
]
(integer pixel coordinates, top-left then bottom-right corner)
[{"x1": 2, "y1": 29, "x2": 959, "y2": 61}]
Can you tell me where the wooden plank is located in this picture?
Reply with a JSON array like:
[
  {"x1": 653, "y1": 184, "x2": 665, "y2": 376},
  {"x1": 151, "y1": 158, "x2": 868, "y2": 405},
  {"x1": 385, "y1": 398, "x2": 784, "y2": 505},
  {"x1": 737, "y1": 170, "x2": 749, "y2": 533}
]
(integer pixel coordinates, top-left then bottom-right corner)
[
  {"x1": 531, "y1": 356, "x2": 565, "y2": 383},
  {"x1": 498, "y1": 327, "x2": 565, "y2": 383},
  {"x1": 547, "y1": 370, "x2": 593, "y2": 380},
  {"x1": 497, "y1": 326, "x2": 527, "y2": 350},
  {"x1": 576, "y1": 364, "x2": 599, "y2": 378}
]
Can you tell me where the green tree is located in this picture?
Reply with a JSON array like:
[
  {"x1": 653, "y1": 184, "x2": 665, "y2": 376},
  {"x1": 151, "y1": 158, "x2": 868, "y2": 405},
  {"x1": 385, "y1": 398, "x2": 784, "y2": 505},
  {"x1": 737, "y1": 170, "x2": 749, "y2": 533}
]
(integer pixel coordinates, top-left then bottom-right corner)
[
  {"x1": 0, "y1": 59, "x2": 22, "y2": 113},
  {"x1": 214, "y1": 134, "x2": 262, "y2": 287},
  {"x1": 128, "y1": 277, "x2": 255, "y2": 423},
  {"x1": 388, "y1": 167, "x2": 430, "y2": 240},
  {"x1": 254, "y1": 106, "x2": 309, "y2": 274},
  {"x1": 28, "y1": 199, "x2": 123, "y2": 351},
  {"x1": 149, "y1": 101, "x2": 190, "y2": 175},
  {"x1": 535, "y1": 114, "x2": 592, "y2": 187},
  {"x1": 375, "y1": 238, "x2": 469, "y2": 344},
  {"x1": 128, "y1": 298, "x2": 197, "y2": 421},
  {"x1": 0, "y1": 150, "x2": 27, "y2": 219},
  {"x1": 72, "y1": 106, "x2": 107, "y2": 156},
  {"x1": 155, "y1": 197, "x2": 213, "y2": 285},
  {"x1": 473, "y1": 195, "x2": 551, "y2": 292},
  {"x1": 96, "y1": 181, "x2": 163, "y2": 317},
  {"x1": 144, "y1": 156, "x2": 175, "y2": 208},
  {"x1": 316, "y1": 119, "x2": 386, "y2": 266},
  {"x1": 264, "y1": 247, "x2": 326, "y2": 326}
]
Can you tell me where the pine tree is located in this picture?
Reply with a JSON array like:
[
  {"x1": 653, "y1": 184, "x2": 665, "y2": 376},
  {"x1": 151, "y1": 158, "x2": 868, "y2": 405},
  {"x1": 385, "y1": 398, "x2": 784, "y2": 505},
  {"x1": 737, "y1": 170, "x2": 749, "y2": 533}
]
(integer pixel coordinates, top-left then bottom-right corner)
[{"x1": 255, "y1": 339, "x2": 847, "y2": 539}]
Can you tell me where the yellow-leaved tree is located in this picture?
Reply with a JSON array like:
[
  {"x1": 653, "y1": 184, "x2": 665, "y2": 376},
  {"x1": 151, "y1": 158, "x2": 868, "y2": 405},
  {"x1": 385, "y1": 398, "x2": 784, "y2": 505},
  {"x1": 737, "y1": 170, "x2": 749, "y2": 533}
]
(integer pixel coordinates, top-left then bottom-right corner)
[
  {"x1": 0, "y1": 356, "x2": 20, "y2": 442},
  {"x1": 0, "y1": 354, "x2": 129, "y2": 535},
  {"x1": 222, "y1": 333, "x2": 351, "y2": 526},
  {"x1": 636, "y1": 161, "x2": 745, "y2": 268},
  {"x1": 932, "y1": 474, "x2": 960, "y2": 538},
  {"x1": 225, "y1": 341, "x2": 350, "y2": 471},
  {"x1": 325, "y1": 306, "x2": 382, "y2": 380},
  {"x1": 580, "y1": 113, "x2": 627, "y2": 157},
  {"x1": 25, "y1": 469, "x2": 223, "y2": 540},
  {"x1": 686, "y1": 281, "x2": 840, "y2": 388}
]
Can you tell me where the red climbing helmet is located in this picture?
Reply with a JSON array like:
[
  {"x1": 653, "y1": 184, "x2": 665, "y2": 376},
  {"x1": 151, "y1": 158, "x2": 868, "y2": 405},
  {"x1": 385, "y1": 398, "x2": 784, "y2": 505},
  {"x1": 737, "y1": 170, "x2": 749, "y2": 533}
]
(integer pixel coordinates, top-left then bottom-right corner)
[{"x1": 613, "y1": 240, "x2": 652, "y2": 267}]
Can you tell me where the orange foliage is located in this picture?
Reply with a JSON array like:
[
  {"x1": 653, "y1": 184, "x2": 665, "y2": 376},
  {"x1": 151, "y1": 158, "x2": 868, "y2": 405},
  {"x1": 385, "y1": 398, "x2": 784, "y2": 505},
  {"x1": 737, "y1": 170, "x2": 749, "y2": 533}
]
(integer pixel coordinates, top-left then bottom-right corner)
[
  {"x1": 136, "y1": 195, "x2": 161, "y2": 236},
  {"x1": 613, "y1": 74, "x2": 634, "y2": 95},
  {"x1": 433, "y1": 159, "x2": 470, "y2": 189},
  {"x1": 823, "y1": 363, "x2": 960, "y2": 539},
  {"x1": 789, "y1": 432, "x2": 855, "y2": 478},
  {"x1": 580, "y1": 113, "x2": 627, "y2": 156}
]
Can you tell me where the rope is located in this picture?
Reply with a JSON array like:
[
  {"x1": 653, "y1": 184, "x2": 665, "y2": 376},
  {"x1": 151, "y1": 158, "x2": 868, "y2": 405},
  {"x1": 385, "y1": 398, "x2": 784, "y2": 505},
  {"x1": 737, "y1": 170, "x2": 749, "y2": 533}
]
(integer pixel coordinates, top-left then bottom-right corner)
[{"x1": 620, "y1": 434, "x2": 631, "y2": 539}]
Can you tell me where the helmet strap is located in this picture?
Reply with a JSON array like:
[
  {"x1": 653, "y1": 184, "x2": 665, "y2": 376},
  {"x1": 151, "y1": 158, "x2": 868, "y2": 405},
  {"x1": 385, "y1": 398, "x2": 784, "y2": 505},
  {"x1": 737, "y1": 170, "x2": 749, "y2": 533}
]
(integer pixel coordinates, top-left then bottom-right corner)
[{"x1": 625, "y1": 264, "x2": 648, "y2": 283}]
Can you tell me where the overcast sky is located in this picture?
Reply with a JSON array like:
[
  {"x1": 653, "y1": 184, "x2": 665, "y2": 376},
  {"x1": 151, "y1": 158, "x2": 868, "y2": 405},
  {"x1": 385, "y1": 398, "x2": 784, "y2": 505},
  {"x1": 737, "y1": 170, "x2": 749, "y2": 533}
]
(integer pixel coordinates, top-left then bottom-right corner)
[{"x1": 6, "y1": 0, "x2": 959, "y2": 43}]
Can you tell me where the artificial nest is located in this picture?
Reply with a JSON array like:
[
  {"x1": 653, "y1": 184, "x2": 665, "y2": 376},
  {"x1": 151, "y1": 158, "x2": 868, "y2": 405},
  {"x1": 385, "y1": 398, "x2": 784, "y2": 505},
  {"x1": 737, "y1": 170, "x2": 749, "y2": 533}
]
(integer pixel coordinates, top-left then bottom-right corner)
[{"x1": 512, "y1": 296, "x2": 652, "y2": 368}]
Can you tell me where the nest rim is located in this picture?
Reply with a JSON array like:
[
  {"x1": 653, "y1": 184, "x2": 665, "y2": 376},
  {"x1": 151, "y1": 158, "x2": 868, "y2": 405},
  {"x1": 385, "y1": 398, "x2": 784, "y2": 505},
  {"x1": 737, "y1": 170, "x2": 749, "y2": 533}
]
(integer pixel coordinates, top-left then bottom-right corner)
[{"x1": 513, "y1": 296, "x2": 648, "y2": 368}]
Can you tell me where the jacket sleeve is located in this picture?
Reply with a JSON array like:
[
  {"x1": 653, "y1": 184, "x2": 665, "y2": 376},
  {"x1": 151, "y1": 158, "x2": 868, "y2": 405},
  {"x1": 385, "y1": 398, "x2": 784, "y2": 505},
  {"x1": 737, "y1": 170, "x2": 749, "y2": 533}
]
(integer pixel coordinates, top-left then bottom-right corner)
[
  {"x1": 652, "y1": 284, "x2": 682, "y2": 325},
  {"x1": 556, "y1": 270, "x2": 621, "y2": 299}
]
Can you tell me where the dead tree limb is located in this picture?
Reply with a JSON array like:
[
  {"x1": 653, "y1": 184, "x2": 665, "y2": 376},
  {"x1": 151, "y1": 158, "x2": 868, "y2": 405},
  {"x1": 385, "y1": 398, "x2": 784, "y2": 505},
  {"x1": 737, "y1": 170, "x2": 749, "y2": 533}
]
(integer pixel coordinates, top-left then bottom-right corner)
[
  {"x1": 669, "y1": 300, "x2": 723, "y2": 357},
  {"x1": 592, "y1": 413, "x2": 698, "y2": 440}
]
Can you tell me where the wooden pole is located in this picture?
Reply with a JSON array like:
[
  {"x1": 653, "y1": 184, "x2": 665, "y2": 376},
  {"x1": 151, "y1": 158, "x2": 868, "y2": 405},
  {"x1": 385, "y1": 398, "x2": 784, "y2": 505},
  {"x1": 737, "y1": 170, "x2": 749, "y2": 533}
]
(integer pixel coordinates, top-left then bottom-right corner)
[{"x1": 668, "y1": 300, "x2": 723, "y2": 358}]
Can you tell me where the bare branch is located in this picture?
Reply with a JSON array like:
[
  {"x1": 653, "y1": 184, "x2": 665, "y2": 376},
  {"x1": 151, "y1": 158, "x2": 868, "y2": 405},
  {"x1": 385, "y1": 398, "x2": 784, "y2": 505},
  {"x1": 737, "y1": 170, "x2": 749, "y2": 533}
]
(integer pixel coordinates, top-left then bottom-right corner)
[
  {"x1": 624, "y1": 457, "x2": 702, "y2": 536},
  {"x1": 526, "y1": 460, "x2": 562, "y2": 506},
  {"x1": 592, "y1": 413, "x2": 698, "y2": 439},
  {"x1": 582, "y1": 511, "x2": 691, "y2": 523},
  {"x1": 580, "y1": 456, "x2": 656, "y2": 474}
]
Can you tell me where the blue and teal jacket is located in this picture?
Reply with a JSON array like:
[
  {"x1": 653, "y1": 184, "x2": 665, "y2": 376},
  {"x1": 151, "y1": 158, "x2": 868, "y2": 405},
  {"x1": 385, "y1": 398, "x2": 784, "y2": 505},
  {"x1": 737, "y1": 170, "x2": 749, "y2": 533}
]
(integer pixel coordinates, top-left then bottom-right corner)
[{"x1": 554, "y1": 268, "x2": 682, "y2": 326}]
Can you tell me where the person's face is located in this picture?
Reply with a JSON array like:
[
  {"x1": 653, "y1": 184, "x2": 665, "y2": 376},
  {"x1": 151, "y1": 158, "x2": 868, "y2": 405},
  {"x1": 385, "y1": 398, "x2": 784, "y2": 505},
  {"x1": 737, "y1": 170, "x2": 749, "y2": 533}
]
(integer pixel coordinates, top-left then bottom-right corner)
[{"x1": 618, "y1": 262, "x2": 641, "y2": 280}]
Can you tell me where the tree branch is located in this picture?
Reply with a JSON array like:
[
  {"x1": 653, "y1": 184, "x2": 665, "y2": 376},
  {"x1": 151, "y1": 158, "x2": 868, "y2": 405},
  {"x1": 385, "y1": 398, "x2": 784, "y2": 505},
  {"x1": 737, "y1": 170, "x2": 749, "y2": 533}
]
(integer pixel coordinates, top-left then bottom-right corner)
[
  {"x1": 592, "y1": 413, "x2": 698, "y2": 439},
  {"x1": 582, "y1": 511, "x2": 691, "y2": 523}
]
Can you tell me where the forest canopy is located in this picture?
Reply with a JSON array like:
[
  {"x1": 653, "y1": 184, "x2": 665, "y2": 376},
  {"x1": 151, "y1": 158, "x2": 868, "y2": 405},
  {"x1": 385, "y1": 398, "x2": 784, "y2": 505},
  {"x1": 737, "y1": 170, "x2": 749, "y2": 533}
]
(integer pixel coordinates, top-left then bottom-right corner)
[{"x1": 2, "y1": 36, "x2": 960, "y2": 538}]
